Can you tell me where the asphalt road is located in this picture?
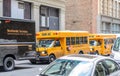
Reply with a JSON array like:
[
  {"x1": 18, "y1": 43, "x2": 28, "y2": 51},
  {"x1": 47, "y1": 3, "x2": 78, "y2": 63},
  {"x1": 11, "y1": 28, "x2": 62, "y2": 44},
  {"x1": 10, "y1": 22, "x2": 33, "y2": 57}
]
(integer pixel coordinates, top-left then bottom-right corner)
[{"x1": 0, "y1": 60, "x2": 48, "y2": 76}]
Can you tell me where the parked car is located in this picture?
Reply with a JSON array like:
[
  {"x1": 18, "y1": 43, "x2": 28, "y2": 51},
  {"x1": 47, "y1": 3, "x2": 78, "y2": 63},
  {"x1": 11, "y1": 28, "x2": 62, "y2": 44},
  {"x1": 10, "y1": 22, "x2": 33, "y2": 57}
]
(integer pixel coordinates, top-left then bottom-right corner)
[
  {"x1": 37, "y1": 54, "x2": 120, "y2": 76},
  {"x1": 109, "y1": 70, "x2": 120, "y2": 76}
]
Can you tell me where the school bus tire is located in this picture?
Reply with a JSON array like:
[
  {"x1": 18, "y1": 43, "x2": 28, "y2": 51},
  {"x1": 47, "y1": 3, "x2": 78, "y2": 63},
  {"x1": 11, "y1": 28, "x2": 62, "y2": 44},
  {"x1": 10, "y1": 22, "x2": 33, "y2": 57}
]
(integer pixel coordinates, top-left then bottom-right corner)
[
  {"x1": 3, "y1": 57, "x2": 15, "y2": 71},
  {"x1": 49, "y1": 54, "x2": 56, "y2": 63},
  {"x1": 95, "y1": 51, "x2": 99, "y2": 55},
  {"x1": 79, "y1": 51, "x2": 83, "y2": 54},
  {"x1": 29, "y1": 59, "x2": 36, "y2": 64}
]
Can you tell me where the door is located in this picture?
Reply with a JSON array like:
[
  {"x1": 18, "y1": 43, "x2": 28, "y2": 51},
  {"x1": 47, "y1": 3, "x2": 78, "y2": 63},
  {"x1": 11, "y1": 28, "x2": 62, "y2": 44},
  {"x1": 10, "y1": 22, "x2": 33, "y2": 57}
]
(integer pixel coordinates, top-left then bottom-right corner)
[{"x1": 51, "y1": 40, "x2": 63, "y2": 58}]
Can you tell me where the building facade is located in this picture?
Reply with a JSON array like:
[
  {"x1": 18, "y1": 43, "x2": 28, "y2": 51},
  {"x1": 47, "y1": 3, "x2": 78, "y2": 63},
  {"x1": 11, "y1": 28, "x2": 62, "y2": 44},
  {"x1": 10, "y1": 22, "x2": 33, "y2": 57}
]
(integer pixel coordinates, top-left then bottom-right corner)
[
  {"x1": 66, "y1": 0, "x2": 120, "y2": 33},
  {"x1": 0, "y1": 0, "x2": 65, "y2": 32}
]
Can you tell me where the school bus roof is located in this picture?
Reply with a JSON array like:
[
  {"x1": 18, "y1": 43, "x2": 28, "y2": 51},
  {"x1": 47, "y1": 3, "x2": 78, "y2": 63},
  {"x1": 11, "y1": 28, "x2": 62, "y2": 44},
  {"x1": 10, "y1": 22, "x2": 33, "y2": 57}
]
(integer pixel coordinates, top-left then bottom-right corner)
[
  {"x1": 36, "y1": 30, "x2": 89, "y2": 39},
  {"x1": 89, "y1": 34, "x2": 116, "y2": 40}
]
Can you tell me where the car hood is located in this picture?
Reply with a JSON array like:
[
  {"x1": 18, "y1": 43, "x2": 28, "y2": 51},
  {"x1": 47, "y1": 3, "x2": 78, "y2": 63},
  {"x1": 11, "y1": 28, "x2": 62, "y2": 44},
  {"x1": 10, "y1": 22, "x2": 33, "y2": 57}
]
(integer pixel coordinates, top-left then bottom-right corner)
[{"x1": 109, "y1": 70, "x2": 120, "y2": 76}]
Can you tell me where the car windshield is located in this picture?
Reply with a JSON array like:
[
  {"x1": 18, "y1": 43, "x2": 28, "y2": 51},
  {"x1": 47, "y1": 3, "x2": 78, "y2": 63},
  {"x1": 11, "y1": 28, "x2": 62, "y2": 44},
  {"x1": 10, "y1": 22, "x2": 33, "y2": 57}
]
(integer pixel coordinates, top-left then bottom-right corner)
[
  {"x1": 39, "y1": 39, "x2": 54, "y2": 47},
  {"x1": 40, "y1": 59, "x2": 93, "y2": 76}
]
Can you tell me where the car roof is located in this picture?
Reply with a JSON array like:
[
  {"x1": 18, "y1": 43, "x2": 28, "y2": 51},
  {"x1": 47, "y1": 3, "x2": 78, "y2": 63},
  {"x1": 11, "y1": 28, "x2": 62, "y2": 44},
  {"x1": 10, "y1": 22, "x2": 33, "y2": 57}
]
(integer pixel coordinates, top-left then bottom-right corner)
[{"x1": 59, "y1": 54, "x2": 111, "y2": 62}]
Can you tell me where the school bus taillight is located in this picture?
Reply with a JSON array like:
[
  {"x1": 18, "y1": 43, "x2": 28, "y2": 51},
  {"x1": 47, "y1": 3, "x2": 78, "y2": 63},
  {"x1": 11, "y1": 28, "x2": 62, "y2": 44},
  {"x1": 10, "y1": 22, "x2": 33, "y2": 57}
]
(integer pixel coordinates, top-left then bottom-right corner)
[{"x1": 36, "y1": 34, "x2": 39, "y2": 36}]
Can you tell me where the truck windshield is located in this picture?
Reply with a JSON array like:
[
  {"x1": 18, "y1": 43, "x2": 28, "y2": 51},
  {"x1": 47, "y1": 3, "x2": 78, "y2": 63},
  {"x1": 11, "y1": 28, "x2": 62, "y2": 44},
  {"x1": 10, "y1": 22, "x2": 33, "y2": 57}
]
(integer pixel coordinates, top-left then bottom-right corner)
[
  {"x1": 90, "y1": 40, "x2": 101, "y2": 46},
  {"x1": 39, "y1": 39, "x2": 54, "y2": 47},
  {"x1": 90, "y1": 40, "x2": 97, "y2": 46},
  {"x1": 113, "y1": 37, "x2": 120, "y2": 51}
]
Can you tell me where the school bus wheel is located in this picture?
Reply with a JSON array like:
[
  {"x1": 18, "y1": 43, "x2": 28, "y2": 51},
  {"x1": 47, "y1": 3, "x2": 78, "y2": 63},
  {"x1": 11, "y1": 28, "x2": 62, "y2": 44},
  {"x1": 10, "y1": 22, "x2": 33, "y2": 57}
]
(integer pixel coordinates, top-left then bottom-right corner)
[
  {"x1": 95, "y1": 51, "x2": 99, "y2": 55},
  {"x1": 49, "y1": 54, "x2": 56, "y2": 63},
  {"x1": 79, "y1": 51, "x2": 83, "y2": 54}
]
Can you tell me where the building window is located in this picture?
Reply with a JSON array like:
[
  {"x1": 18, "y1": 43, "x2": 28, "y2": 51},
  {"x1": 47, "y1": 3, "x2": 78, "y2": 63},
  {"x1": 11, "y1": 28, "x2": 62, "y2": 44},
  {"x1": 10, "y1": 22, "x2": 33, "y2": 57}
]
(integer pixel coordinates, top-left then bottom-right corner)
[
  {"x1": 18, "y1": 2, "x2": 24, "y2": 9},
  {"x1": 101, "y1": 22, "x2": 111, "y2": 33},
  {"x1": 115, "y1": 1, "x2": 117, "y2": 18},
  {"x1": 101, "y1": 23, "x2": 120, "y2": 34},
  {"x1": 101, "y1": 0, "x2": 104, "y2": 14},
  {"x1": 40, "y1": 6, "x2": 48, "y2": 27},
  {"x1": 40, "y1": 6, "x2": 59, "y2": 31},
  {"x1": 119, "y1": 3, "x2": 120, "y2": 18},
  {"x1": 3, "y1": 0, "x2": 31, "y2": 19},
  {"x1": 24, "y1": 2, "x2": 31, "y2": 19},
  {"x1": 3, "y1": 0, "x2": 11, "y2": 17},
  {"x1": 111, "y1": 24, "x2": 120, "y2": 33},
  {"x1": 108, "y1": 0, "x2": 113, "y2": 16}
]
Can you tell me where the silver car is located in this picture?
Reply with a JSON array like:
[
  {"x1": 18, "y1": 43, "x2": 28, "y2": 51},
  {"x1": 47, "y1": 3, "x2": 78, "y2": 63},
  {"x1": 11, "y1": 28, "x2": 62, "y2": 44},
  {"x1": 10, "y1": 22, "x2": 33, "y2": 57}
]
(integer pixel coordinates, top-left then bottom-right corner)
[{"x1": 38, "y1": 54, "x2": 120, "y2": 76}]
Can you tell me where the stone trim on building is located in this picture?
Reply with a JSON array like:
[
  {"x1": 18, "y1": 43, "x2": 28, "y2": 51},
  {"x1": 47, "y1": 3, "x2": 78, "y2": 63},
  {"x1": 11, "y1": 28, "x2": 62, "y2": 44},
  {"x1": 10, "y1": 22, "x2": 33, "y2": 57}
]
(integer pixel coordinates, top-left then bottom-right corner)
[{"x1": 0, "y1": 0, "x2": 65, "y2": 32}]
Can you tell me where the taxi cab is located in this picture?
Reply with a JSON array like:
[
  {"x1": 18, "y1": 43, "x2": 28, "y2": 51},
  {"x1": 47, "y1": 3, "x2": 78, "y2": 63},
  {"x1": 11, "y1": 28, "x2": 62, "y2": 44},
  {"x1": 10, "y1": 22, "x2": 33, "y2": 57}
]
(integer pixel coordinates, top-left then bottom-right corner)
[{"x1": 37, "y1": 54, "x2": 120, "y2": 76}]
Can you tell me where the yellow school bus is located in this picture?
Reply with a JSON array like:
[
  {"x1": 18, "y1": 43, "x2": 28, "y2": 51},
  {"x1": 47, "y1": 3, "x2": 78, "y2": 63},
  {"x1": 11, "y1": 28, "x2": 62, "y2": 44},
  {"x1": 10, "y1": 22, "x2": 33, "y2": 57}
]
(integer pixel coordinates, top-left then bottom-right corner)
[
  {"x1": 33, "y1": 30, "x2": 90, "y2": 63},
  {"x1": 89, "y1": 34, "x2": 116, "y2": 55}
]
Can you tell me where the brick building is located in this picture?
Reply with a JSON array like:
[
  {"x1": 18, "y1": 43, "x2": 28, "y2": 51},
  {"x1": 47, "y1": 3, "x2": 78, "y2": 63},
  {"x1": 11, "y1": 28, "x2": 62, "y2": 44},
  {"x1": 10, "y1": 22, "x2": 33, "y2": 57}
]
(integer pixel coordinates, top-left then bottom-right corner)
[
  {"x1": 66, "y1": 0, "x2": 120, "y2": 33},
  {"x1": 0, "y1": 0, "x2": 65, "y2": 32}
]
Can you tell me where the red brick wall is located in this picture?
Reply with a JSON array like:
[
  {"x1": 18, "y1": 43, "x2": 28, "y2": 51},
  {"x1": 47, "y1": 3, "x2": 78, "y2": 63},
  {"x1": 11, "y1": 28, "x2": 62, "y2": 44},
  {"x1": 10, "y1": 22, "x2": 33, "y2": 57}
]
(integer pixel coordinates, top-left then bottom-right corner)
[
  {"x1": 91, "y1": 0, "x2": 98, "y2": 33},
  {"x1": 65, "y1": 0, "x2": 98, "y2": 33}
]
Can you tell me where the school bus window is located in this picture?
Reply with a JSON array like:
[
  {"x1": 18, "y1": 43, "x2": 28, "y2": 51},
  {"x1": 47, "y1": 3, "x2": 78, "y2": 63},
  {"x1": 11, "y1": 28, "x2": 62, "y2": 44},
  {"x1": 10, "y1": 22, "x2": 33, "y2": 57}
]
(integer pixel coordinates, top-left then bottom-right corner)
[
  {"x1": 76, "y1": 37, "x2": 79, "y2": 44},
  {"x1": 71, "y1": 37, "x2": 75, "y2": 45},
  {"x1": 107, "y1": 39, "x2": 111, "y2": 44},
  {"x1": 79, "y1": 37, "x2": 82, "y2": 44},
  {"x1": 54, "y1": 40, "x2": 61, "y2": 47},
  {"x1": 97, "y1": 40, "x2": 101, "y2": 46},
  {"x1": 66, "y1": 37, "x2": 70, "y2": 45},
  {"x1": 109, "y1": 39, "x2": 114, "y2": 43},
  {"x1": 113, "y1": 39, "x2": 115, "y2": 43},
  {"x1": 39, "y1": 39, "x2": 54, "y2": 47},
  {"x1": 108, "y1": 39, "x2": 110, "y2": 44},
  {"x1": 111, "y1": 39, "x2": 114, "y2": 43},
  {"x1": 83, "y1": 37, "x2": 88, "y2": 44},
  {"x1": 104, "y1": 39, "x2": 108, "y2": 44}
]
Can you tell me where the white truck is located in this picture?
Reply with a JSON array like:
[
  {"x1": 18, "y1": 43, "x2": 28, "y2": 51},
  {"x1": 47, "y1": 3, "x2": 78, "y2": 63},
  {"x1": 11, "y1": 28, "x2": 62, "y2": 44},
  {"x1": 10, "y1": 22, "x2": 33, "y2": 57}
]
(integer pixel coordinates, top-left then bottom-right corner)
[{"x1": 111, "y1": 34, "x2": 120, "y2": 64}]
